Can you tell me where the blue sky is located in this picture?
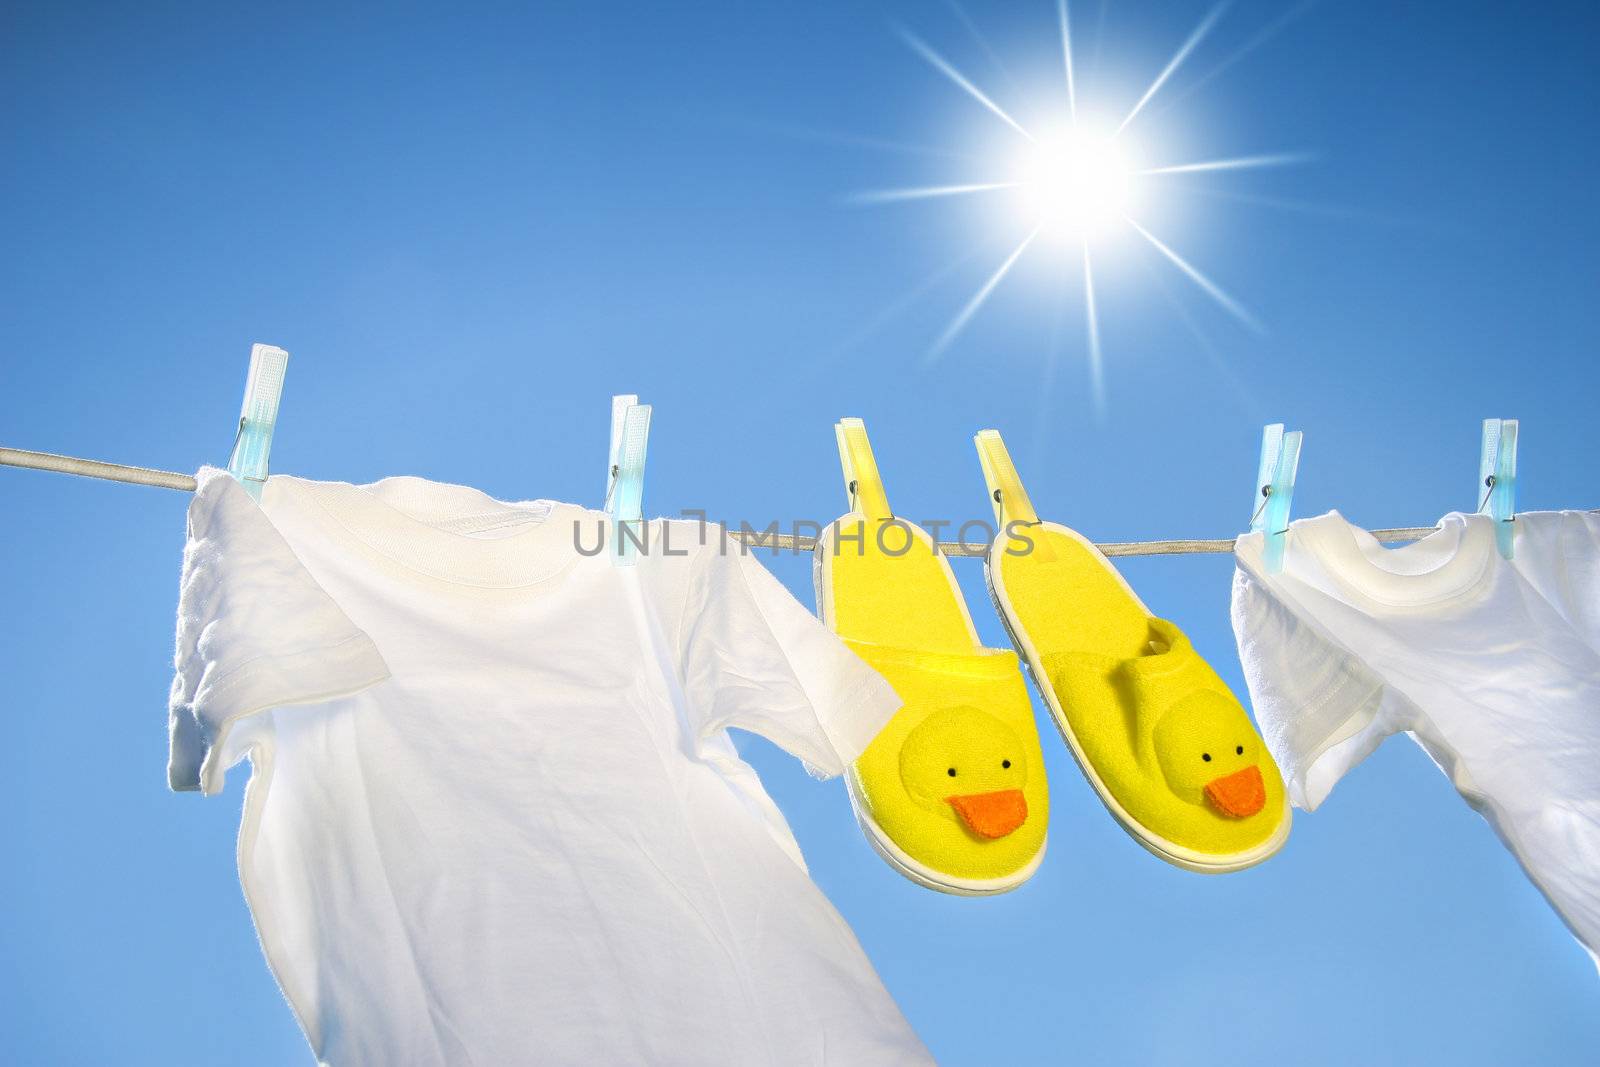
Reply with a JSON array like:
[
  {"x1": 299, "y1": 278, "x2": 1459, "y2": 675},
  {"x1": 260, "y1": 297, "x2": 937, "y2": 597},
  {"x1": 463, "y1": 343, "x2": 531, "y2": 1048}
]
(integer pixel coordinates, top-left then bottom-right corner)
[{"x1": 2, "y1": 1, "x2": 1597, "y2": 1063}]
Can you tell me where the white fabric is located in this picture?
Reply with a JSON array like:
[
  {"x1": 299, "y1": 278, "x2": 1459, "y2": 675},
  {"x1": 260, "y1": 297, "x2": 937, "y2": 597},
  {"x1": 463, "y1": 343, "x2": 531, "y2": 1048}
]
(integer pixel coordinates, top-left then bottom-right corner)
[
  {"x1": 169, "y1": 467, "x2": 928, "y2": 1066},
  {"x1": 1232, "y1": 509, "x2": 1600, "y2": 967}
]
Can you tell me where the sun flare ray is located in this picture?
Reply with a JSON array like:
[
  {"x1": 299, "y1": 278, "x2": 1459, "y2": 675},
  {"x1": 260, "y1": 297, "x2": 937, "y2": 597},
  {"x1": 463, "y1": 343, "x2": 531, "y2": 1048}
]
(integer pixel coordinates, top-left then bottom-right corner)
[
  {"x1": 1150, "y1": 0, "x2": 1319, "y2": 121},
  {"x1": 1081, "y1": 238, "x2": 1106, "y2": 414},
  {"x1": 1126, "y1": 217, "x2": 1262, "y2": 332},
  {"x1": 1136, "y1": 151, "x2": 1313, "y2": 177},
  {"x1": 899, "y1": 30, "x2": 1036, "y2": 142},
  {"x1": 847, "y1": 181, "x2": 1021, "y2": 205},
  {"x1": 825, "y1": 249, "x2": 983, "y2": 363},
  {"x1": 1058, "y1": 0, "x2": 1079, "y2": 124},
  {"x1": 1136, "y1": 252, "x2": 1265, "y2": 417},
  {"x1": 1115, "y1": 2, "x2": 1230, "y2": 137},
  {"x1": 929, "y1": 228, "x2": 1041, "y2": 360},
  {"x1": 944, "y1": 0, "x2": 1022, "y2": 94}
]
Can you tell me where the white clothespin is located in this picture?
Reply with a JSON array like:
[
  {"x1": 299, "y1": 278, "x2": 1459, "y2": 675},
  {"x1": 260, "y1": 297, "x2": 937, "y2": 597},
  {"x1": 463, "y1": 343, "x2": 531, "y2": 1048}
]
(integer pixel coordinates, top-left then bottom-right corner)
[
  {"x1": 1478, "y1": 418, "x2": 1518, "y2": 560},
  {"x1": 605, "y1": 394, "x2": 652, "y2": 564},
  {"x1": 226, "y1": 344, "x2": 289, "y2": 502},
  {"x1": 1251, "y1": 423, "x2": 1302, "y2": 574}
]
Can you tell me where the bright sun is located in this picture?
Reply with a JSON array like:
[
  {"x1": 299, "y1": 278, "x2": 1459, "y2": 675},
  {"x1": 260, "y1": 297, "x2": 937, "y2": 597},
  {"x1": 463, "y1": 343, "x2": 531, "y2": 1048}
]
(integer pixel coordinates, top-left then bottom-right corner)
[
  {"x1": 1015, "y1": 130, "x2": 1133, "y2": 236},
  {"x1": 851, "y1": 1, "x2": 1312, "y2": 409}
]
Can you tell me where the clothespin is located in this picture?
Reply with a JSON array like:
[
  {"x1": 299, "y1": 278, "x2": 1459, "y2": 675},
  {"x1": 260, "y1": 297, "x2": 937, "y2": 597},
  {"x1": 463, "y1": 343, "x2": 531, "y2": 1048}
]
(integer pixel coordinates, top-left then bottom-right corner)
[
  {"x1": 226, "y1": 344, "x2": 289, "y2": 503},
  {"x1": 1478, "y1": 417, "x2": 1518, "y2": 560},
  {"x1": 605, "y1": 394, "x2": 652, "y2": 564},
  {"x1": 1251, "y1": 423, "x2": 1302, "y2": 574},
  {"x1": 834, "y1": 418, "x2": 891, "y2": 519},
  {"x1": 974, "y1": 429, "x2": 1038, "y2": 528},
  {"x1": 973, "y1": 429, "x2": 1052, "y2": 559}
]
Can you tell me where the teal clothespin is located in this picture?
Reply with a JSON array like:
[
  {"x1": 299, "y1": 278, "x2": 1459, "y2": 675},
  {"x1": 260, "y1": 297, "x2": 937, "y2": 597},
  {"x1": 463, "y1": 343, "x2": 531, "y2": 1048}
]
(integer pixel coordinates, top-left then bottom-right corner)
[
  {"x1": 1478, "y1": 417, "x2": 1518, "y2": 560},
  {"x1": 1251, "y1": 423, "x2": 1302, "y2": 574},
  {"x1": 605, "y1": 394, "x2": 652, "y2": 564},
  {"x1": 226, "y1": 344, "x2": 289, "y2": 503}
]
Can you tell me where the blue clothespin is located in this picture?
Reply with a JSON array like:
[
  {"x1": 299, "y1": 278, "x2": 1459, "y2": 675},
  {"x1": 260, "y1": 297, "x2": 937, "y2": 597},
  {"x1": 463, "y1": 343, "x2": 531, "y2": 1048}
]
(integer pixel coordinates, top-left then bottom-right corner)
[
  {"x1": 1251, "y1": 423, "x2": 1302, "y2": 574},
  {"x1": 226, "y1": 344, "x2": 289, "y2": 502},
  {"x1": 605, "y1": 394, "x2": 652, "y2": 564},
  {"x1": 1478, "y1": 417, "x2": 1518, "y2": 560}
]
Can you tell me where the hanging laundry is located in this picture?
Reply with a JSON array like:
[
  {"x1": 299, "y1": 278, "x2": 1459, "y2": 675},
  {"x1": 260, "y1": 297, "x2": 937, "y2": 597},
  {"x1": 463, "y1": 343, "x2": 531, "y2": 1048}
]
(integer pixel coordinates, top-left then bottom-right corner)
[
  {"x1": 1232, "y1": 510, "x2": 1600, "y2": 967},
  {"x1": 168, "y1": 467, "x2": 932, "y2": 1066},
  {"x1": 816, "y1": 420, "x2": 1048, "y2": 895},
  {"x1": 976, "y1": 429, "x2": 1290, "y2": 873}
]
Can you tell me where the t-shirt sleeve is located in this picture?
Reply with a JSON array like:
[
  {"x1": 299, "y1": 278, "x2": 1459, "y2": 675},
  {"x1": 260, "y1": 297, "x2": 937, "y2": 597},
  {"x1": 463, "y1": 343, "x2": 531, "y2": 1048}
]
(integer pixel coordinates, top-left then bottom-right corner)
[
  {"x1": 168, "y1": 468, "x2": 391, "y2": 796},
  {"x1": 675, "y1": 536, "x2": 901, "y2": 778},
  {"x1": 1229, "y1": 558, "x2": 1392, "y2": 811},
  {"x1": 1515, "y1": 510, "x2": 1600, "y2": 651}
]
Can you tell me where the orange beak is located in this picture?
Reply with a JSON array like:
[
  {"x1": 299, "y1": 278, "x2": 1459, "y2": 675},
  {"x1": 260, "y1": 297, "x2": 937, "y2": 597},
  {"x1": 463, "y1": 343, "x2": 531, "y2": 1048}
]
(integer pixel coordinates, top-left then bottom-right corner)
[
  {"x1": 1204, "y1": 765, "x2": 1266, "y2": 818},
  {"x1": 947, "y1": 789, "x2": 1028, "y2": 839}
]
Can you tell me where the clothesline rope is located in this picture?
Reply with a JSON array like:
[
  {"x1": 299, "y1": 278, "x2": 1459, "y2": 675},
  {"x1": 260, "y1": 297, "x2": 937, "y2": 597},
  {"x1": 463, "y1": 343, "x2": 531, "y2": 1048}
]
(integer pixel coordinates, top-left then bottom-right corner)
[{"x1": 0, "y1": 444, "x2": 1457, "y2": 558}]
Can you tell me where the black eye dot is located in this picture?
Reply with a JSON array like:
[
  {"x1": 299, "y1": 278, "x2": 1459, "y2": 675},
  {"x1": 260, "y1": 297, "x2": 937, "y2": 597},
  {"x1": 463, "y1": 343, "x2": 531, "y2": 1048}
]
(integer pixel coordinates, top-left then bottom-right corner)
[
  {"x1": 1002, "y1": 759, "x2": 1012, "y2": 769},
  {"x1": 947, "y1": 768, "x2": 957, "y2": 777},
  {"x1": 1202, "y1": 753, "x2": 1212, "y2": 762},
  {"x1": 1236, "y1": 745, "x2": 1244, "y2": 755}
]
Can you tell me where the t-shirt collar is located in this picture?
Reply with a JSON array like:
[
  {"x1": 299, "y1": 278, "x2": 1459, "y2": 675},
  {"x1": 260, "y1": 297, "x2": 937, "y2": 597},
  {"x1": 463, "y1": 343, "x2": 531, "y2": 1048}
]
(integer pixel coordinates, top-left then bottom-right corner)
[
  {"x1": 266, "y1": 471, "x2": 599, "y2": 589},
  {"x1": 1287, "y1": 509, "x2": 1498, "y2": 607}
]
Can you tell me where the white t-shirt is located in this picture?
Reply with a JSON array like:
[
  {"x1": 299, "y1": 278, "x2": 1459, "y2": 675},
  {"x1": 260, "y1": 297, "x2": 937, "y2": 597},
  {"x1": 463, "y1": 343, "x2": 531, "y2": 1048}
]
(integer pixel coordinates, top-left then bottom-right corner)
[
  {"x1": 1231, "y1": 509, "x2": 1600, "y2": 967},
  {"x1": 168, "y1": 467, "x2": 930, "y2": 1066}
]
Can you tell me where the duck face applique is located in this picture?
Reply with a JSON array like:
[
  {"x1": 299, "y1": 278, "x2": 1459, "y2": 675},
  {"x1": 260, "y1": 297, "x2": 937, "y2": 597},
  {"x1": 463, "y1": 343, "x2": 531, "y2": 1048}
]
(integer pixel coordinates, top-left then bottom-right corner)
[
  {"x1": 1152, "y1": 691, "x2": 1267, "y2": 818},
  {"x1": 898, "y1": 706, "x2": 1030, "y2": 839}
]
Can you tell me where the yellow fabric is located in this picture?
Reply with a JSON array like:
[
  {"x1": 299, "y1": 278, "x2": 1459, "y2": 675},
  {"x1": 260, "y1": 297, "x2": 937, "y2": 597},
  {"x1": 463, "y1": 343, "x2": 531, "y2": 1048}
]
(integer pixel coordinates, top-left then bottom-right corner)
[
  {"x1": 827, "y1": 518, "x2": 1048, "y2": 885},
  {"x1": 829, "y1": 520, "x2": 972, "y2": 653},
  {"x1": 997, "y1": 525, "x2": 1288, "y2": 862}
]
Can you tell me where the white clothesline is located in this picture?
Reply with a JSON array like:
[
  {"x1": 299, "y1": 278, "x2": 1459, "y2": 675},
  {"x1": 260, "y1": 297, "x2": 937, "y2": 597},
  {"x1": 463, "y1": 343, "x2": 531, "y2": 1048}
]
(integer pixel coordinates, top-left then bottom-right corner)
[{"x1": 0, "y1": 444, "x2": 1454, "y2": 558}]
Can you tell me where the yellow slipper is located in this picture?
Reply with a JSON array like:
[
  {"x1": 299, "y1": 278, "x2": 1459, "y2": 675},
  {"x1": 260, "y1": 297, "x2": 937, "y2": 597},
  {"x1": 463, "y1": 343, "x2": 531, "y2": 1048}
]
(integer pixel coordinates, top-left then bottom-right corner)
[
  {"x1": 815, "y1": 419, "x2": 1048, "y2": 895},
  {"x1": 974, "y1": 430, "x2": 1289, "y2": 873}
]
